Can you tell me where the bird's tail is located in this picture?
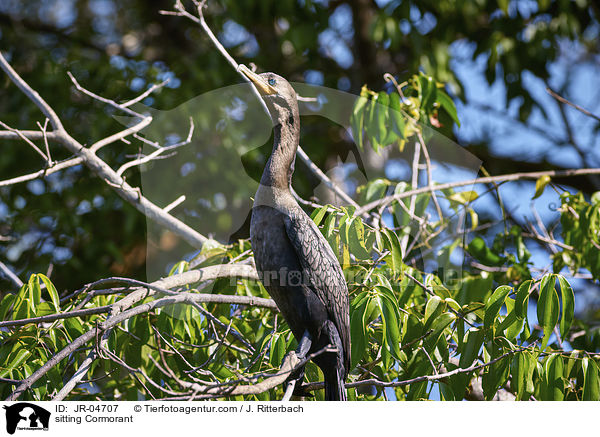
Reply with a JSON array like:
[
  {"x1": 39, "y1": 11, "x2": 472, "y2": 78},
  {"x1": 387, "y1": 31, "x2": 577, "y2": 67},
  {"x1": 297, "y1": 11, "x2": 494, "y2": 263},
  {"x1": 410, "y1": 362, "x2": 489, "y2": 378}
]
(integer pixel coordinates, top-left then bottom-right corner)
[{"x1": 324, "y1": 365, "x2": 347, "y2": 401}]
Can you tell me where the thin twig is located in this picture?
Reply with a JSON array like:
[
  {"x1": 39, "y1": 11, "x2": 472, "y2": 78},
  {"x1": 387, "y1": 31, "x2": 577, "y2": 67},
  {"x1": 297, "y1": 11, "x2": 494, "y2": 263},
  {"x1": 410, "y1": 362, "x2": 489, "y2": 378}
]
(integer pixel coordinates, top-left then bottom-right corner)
[
  {"x1": 0, "y1": 156, "x2": 83, "y2": 188},
  {"x1": 116, "y1": 118, "x2": 194, "y2": 177},
  {"x1": 0, "y1": 261, "x2": 23, "y2": 288},
  {"x1": 304, "y1": 344, "x2": 529, "y2": 392},
  {"x1": 546, "y1": 87, "x2": 600, "y2": 123},
  {"x1": 121, "y1": 79, "x2": 170, "y2": 108},
  {"x1": 0, "y1": 120, "x2": 50, "y2": 161},
  {"x1": 417, "y1": 131, "x2": 443, "y2": 221},
  {"x1": 400, "y1": 140, "x2": 421, "y2": 254},
  {"x1": 67, "y1": 71, "x2": 143, "y2": 118},
  {"x1": 36, "y1": 118, "x2": 53, "y2": 165}
]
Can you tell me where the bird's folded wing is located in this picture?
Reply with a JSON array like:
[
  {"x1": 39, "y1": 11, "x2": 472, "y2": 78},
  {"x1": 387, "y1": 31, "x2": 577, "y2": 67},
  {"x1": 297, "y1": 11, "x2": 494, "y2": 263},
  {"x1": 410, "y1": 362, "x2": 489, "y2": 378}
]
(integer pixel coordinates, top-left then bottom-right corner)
[{"x1": 283, "y1": 211, "x2": 351, "y2": 372}]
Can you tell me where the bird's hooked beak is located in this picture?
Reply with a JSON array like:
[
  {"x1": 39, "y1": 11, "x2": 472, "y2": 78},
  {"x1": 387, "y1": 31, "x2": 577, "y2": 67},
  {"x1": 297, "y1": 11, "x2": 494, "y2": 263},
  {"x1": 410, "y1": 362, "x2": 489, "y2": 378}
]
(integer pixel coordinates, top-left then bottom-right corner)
[{"x1": 238, "y1": 64, "x2": 277, "y2": 96}]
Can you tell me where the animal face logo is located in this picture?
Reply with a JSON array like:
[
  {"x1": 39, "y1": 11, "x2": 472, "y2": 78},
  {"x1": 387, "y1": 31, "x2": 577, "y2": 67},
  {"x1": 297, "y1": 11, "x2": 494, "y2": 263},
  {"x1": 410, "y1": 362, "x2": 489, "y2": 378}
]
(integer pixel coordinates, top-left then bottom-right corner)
[{"x1": 3, "y1": 403, "x2": 51, "y2": 435}]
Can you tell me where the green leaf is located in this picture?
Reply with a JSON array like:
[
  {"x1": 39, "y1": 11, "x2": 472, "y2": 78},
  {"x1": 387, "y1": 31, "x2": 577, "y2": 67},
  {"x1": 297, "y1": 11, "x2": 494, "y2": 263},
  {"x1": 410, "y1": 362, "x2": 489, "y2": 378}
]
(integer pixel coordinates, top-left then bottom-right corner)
[
  {"x1": 365, "y1": 97, "x2": 380, "y2": 152},
  {"x1": 459, "y1": 328, "x2": 484, "y2": 368},
  {"x1": 436, "y1": 90, "x2": 460, "y2": 126},
  {"x1": 467, "y1": 237, "x2": 505, "y2": 266},
  {"x1": 424, "y1": 295, "x2": 444, "y2": 329},
  {"x1": 310, "y1": 204, "x2": 330, "y2": 226},
  {"x1": 389, "y1": 92, "x2": 406, "y2": 139},
  {"x1": 537, "y1": 274, "x2": 559, "y2": 349},
  {"x1": 1, "y1": 350, "x2": 32, "y2": 378},
  {"x1": 350, "y1": 93, "x2": 369, "y2": 151},
  {"x1": 444, "y1": 297, "x2": 461, "y2": 313},
  {"x1": 582, "y1": 357, "x2": 600, "y2": 401},
  {"x1": 376, "y1": 91, "x2": 390, "y2": 146},
  {"x1": 541, "y1": 354, "x2": 564, "y2": 400},
  {"x1": 35, "y1": 301, "x2": 57, "y2": 317},
  {"x1": 418, "y1": 72, "x2": 436, "y2": 110},
  {"x1": 524, "y1": 352, "x2": 536, "y2": 396},
  {"x1": 565, "y1": 350, "x2": 582, "y2": 379},
  {"x1": 376, "y1": 287, "x2": 402, "y2": 361},
  {"x1": 512, "y1": 351, "x2": 533, "y2": 400},
  {"x1": 496, "y1": 299, "x2": 519, "y2": 337},
  {"x1": 350, "y1": 293, "x2": 369, "y2": 369},
  {"x1": 533, "y1": 175, "x2": 552, "y2": 199},
  {"x1": 468, "y1": 208, "x2": 478, "y2": 230},
  {"x1": 64, "y1": 317, "x2": 85, "y2": 339},
  {"x1": 484, "y1": 285, "x2": 511, "y2": 333},
  {"x1": 0, "y1": 294, "x2": 16, "y2": 320},
  {"x1": 270, "y1": 334, "x2": 287, "y2": 366},
  {"x1": 365, "y1": 92, "x2": 391, "y2": 151},
  {"x1": 504, "y1": 313, "x2": 524, "y2": 341},
  {"x1": 511, "y1": 352, "x2": 526, "y2": 400},
  {"x1": 323, "y1": 213, "x2": 338, "y2": 250},
  {"x1": 556, "y1": 275, "x2": 574, "y2": 339},
  {"x1": 363, "y1": 179, "x2": 389, "y2": 203},
  {"x1": 348, "y1": 218, "x2": 371, "y2": 260},
  {"x1": 481, "y1": 343, "x2": 511, "y2": 400},
  {"x1": 27, "y1": 274, "x2": 41, "y2": 314},
  {"x1": 382, "y1": 228, "x2": 403, "y2": 276},
  {"x1": 168, "y1": 261, "x2": 189, "y2": 276},
  {"x1": 38, "y1": 274, "x2": 60, "y2": 313},
  {"x1": 515, "y1": 280, "x2": 532, "y2": 319},
  {"x1": 447, "y1": 191, "x2": 478, "y2": 205},
  {"x1": 424, "y1": 312, "x2": 455, "y2": 352},
  {"x1": 439, "y1": 382, "x2": 456, "y2": 401}
]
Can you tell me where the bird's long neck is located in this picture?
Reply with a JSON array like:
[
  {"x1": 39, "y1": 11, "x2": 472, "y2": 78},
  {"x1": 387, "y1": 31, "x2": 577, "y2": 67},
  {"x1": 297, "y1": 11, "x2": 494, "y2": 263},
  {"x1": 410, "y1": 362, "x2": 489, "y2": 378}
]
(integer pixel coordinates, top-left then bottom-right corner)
[{"x1": 260, "y1": 108, "x2": 300, "y2": 191}]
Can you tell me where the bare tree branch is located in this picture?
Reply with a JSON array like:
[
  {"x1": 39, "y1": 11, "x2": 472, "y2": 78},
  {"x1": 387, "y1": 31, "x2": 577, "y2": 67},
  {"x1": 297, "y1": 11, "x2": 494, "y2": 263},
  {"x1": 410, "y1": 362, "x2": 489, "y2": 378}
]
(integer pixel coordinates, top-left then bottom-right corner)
[
  {"x1": 5, "y1": 263, "x2": 270, "y2": 401},
  {"x1": 0, "y1": 157, "x2": 83, "y2": 188},
  {"x1": 355, "y1": 167, "x2": 600, "y2": 216},
  {"x1": 0, "y1": 305, "x2": 112, "y2": 328},
  {"x1": 116, "y1": 118, "x2": 194, "y2": 177},
  {"x1": 0, "y1": 52, "x2": 64, "y2": 130},
  {"x1": 0, "y1": 261, "x2": 24, "y2": 288},
  {"x1": 303, "y1": 345, "x2": 527, "y2": 392},
  {"x1": 0, "y1": 120, "x2": 50, "y2": 161},
  {"x1": 0, "y1": 50, "x2": 209, "y2": 248},
  {"x1": 546, "y1": 87, "x2": 600, "y2": 123},
  {"x1": 400, "y1": 139, "x2": 421, "y2": 254}
]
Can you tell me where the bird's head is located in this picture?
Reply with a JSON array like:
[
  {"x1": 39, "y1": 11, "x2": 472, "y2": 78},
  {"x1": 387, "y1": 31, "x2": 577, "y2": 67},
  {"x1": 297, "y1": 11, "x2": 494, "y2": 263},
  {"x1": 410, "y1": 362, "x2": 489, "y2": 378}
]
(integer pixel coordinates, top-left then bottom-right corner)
[{"x1": 238, "y1": 64, "x2": 298, "y2": 121}]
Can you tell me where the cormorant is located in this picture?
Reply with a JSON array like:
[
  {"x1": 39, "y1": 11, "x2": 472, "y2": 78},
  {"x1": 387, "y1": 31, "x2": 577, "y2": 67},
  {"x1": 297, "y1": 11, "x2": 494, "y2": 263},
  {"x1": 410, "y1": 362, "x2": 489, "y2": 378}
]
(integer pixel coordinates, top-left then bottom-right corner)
[{"x1": 239, "y1": 65, "x2": 350, "y2": 401}]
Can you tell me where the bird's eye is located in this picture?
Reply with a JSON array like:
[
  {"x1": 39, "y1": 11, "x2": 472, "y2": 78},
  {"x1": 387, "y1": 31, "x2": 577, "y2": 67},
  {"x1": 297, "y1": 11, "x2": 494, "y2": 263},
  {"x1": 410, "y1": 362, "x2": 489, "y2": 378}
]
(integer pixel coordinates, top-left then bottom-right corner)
[{"x1": 268, "y1": 78, "x2": 276, "y2": 86}]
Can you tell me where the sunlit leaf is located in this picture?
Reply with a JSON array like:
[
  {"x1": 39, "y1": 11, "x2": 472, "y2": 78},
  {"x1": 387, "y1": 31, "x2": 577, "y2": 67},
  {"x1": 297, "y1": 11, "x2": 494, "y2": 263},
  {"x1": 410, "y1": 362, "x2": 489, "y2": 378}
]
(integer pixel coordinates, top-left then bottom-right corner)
[
  {"x1": 556, "y1": 275, "x2": 574, "y2": 339},
  {"x1": 533, "y1": 175, "x2": 551, "y2": 199},
  {"x1": 459, "y1": 328, "x2": 484, "y2": 368},
  {"x1": 484, "y1": 285, "x2": 511, "y2": 333},
  {"x1": 436, "y1": 90, "x2": 460, "y2": 126},
  {"x1": 447, "y1": 191, "x2": 478, "y2": 205},
  {"x1": 541, "y1": 354, "x2": 564, "y2": 401},
  {"x1": 537, "y1": 274, "x2": 559, "y2": 349},
  {"x1": 582, "y1": 357, "x2": 600, "y2": 401},
  {"x1": 39, "y1": 274, "x2": 60, "y2": 313},
  {"x1": 515, "y1": 280, "x2": 531, "y2": 319}
]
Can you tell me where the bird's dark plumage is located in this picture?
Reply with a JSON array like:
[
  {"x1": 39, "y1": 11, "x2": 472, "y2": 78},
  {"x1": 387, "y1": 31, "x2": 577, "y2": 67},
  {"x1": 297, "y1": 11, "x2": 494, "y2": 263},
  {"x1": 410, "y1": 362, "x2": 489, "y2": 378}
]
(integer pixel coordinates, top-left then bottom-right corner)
[{"x1": 241, "y1": 66, "x2": 350, "y2": 400}]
